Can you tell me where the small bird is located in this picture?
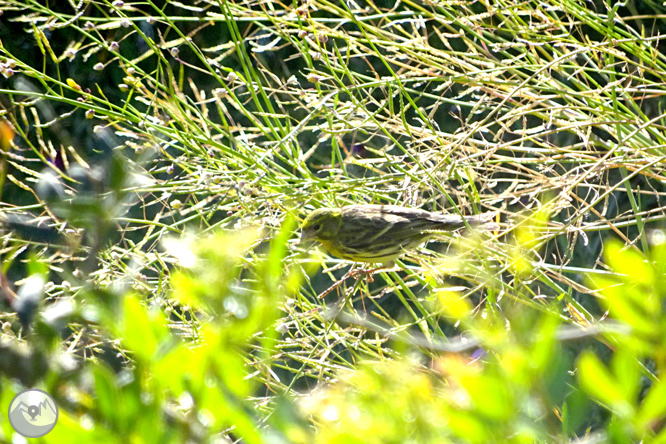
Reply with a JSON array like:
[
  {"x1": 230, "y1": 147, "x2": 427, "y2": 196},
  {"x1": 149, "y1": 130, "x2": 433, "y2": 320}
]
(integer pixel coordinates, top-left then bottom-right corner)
[{"x1": 300, "y1": 204, "x2": 499, "y2": 263}]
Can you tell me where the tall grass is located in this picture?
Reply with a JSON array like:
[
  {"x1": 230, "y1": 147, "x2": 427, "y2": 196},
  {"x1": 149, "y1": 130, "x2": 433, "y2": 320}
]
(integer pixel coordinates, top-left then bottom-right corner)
[{"x1": 1, "y1": 0, "x2": 666, "y2": 441}]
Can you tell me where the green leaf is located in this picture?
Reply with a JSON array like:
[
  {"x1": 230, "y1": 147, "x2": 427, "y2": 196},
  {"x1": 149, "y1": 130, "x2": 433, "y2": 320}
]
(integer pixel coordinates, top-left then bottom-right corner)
[
  {"x1": 263, "y1": 212, "x2": 296, "y2": 296},
  {"x1": 447, "y1": 410, "x2": 493, "y2": 444},
  {"x1": 530, "y1": 313, "x2": 559, "y2": 374},
  {"x1": 587, "y1": 275, "x2": 655, "y2": 336},
  {"x1": 462, "y1": 373, "x2": 514, "y2": 421},
  {"x1": 117, "y1": 295, "x2": 168, "y2": 363},
  {"x1": 43, "y1": 409, "x2": 116, "y2": 443},
  {"x1": 637, "y1": 379, "x2": 666, "y2": 431},
  {"x1": 577, "y1": 351, "x2": 633, "y2": 418},
  {"x1": 611, "y1": 348, "x2": 641, "y2": 403},
  {"x1": 92, "y1": 365, "x2": 123, "y2": 431},
  {"x1": 604, "y1": 240, "x2": 654, "y2": 286}
]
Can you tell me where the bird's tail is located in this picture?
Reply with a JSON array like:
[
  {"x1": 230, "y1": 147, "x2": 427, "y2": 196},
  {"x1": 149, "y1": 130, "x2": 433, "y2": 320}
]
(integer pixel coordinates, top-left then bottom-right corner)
[{"x1": 463, "y1": 211, "x2": 500, "y2": 231}]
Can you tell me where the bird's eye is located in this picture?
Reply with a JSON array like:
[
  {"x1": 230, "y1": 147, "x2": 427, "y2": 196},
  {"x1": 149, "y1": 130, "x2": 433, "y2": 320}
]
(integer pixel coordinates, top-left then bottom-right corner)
[{"x1": 313, "y1": 224, "x2": 321, "y2": 231}]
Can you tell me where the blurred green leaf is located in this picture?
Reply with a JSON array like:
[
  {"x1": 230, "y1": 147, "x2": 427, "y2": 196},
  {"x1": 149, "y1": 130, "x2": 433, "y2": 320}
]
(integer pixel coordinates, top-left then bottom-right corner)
[
  {"x1": 27, "y1": 254, "x2": 49, "y2": 276},
  {"x1": 92, "y1": 365, "x2": 123, "y2": 432},
  {"x1": 578, "y1": 351, "x2": 633, "y2": 418},
  {"x1": 43, "y1": 410, "x2": 116, "y2": 443},
  {"x1": 587, "y1": 274, "x2": 656, "y2": 338},
  {"x1": 636, "y1": 379, "x2": 666, "y2": 431},
  {"x1": 203, "y1": 324, "x2": 252, "y2": 398},
  {"x1": 463, "y1": 373, "x2": 514, "y2": 421},
  {"x1": 611, "y1": 349, "x2": 641, "y2": 404},
  {"x1": 446, "y1": 410, "x2": 493, "y2": 444},
  {"x1": 167, "y1": 229, "x2": 259, "y2": 315},
  {"x1": 604, "y1": 241, "x2": 654, "y2": 286},
  {"x1": 116, "y1": 295, "x2": 169, "y2": 363},
  {"x1": 262, "y1": 213, "x2": 296, "y2": 296},
  {"x1": 530, "y1": 314, "x2": 559, "y2": 376}
]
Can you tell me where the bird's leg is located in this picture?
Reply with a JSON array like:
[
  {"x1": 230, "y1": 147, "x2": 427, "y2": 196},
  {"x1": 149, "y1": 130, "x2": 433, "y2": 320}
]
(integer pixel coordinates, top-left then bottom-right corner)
[
  {"x1": 316, "y1": 262, "x2": 399, "y2": 300},
  {"x1": 317, "y1": 266, "x2": 357, "y2": 299},
  {"x1": 349, "y1": 261, "x2": 397, "y2": 282}
]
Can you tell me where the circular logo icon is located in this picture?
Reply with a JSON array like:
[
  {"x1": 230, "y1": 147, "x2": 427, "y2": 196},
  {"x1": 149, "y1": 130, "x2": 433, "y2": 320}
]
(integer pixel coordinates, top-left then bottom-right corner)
[{"x1": 8, "y1": 389, "x2": 58, "y2": 438}]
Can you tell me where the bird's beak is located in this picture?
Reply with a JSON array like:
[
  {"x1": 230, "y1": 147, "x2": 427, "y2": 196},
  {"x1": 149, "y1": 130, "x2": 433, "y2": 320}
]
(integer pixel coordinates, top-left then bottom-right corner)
[{"x1": 300, "y1": 230, "x2": 312, "y2": 243}]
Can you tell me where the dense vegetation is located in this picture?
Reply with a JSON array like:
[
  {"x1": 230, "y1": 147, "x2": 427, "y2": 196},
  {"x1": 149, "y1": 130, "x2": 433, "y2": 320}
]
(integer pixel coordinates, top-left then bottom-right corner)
[{"x1": 2, "y1": 0, "x2": 666, "y2": 442}]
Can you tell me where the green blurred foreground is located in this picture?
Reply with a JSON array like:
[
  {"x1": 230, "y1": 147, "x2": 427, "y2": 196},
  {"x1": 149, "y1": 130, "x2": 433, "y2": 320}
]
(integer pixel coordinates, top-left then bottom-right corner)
[{"x1": 3, "y1": 223, "x2": 666, "y2": 443}]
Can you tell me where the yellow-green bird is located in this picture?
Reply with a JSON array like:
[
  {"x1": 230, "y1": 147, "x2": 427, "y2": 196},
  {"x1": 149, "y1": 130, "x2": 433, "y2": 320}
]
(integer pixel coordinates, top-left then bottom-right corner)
[{"x1": 300, "y1": 204, "x2": 499, "y2": 263}]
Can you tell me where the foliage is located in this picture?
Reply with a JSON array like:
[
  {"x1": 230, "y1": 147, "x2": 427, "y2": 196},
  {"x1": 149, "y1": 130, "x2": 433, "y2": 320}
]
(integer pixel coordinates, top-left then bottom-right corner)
[{"x1": 1, "y1": 0, "x2": 666, "y2": 442}]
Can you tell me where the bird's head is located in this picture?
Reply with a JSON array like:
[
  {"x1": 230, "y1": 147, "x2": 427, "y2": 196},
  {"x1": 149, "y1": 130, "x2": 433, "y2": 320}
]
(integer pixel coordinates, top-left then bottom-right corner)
[{"x1": 300, "y1": 208, "x2": 342, "y2": 243}]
